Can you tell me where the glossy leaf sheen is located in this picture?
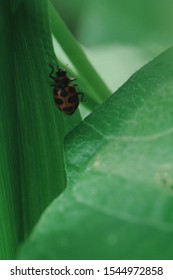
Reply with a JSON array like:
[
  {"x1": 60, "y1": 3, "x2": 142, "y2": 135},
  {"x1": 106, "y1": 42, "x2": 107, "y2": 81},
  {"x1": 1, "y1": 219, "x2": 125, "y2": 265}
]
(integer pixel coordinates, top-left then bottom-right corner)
[{"x1": 20, "y1": 47, "x2": 173, "y2": 259}]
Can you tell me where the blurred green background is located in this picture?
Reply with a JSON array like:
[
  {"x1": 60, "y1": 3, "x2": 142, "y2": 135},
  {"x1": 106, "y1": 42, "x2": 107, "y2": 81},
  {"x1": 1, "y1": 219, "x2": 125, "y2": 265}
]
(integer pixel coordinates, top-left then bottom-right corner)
[{"x1": 52, "y1": 0, "x2": 173, "y2": 93}]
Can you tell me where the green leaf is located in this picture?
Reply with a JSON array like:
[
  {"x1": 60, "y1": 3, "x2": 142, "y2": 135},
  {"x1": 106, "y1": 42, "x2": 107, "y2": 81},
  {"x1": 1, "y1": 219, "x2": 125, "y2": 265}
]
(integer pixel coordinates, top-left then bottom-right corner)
[
  {"x1": 0, "y1": 0, "x2": 22, "y2": 260},
  {"x1": 0, "y1": 0, "x2": 81, "y2": 259},
  {"x1": 19, "y1": 46, "x2": 173, "y2": 259}
]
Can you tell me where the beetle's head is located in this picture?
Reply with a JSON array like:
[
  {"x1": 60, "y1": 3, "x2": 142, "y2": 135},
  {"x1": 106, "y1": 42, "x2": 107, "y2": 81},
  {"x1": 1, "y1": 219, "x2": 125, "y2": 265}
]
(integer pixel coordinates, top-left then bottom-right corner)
[{"x1": 57, "y1": 67, "x2": 66, "y2": 77}]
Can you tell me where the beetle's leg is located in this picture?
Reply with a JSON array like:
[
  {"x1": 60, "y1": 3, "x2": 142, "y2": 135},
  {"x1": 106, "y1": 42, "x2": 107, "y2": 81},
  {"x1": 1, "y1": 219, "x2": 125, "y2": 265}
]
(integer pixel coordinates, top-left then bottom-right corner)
[
  {"x1": 78, "y1": 92, "x2": 86, "y2": 102},
  {"x1": 49, "y1": 65, "x2": 55, "y2": 80}
]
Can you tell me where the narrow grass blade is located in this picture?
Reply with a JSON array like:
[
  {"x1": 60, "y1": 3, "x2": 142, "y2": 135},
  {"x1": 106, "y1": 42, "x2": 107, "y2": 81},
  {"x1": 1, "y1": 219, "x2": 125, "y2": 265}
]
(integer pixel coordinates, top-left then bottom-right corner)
[{"x1": 49, "y1": 2, "x2": 111, "y2": 106}]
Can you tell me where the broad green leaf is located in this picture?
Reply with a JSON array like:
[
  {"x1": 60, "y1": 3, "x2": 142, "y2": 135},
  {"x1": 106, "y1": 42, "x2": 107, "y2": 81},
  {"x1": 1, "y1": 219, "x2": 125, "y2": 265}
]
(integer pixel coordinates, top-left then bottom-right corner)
[{"x1": 19, "y1": 47, "x2": 173, "y2": 259}]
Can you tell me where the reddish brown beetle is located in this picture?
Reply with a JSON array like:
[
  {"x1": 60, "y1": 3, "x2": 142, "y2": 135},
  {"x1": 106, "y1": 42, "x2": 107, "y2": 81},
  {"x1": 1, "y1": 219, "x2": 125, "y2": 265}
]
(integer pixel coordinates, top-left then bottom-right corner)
[{"x1": 49, "y1": 65, "x2": 83, "y2": 115}]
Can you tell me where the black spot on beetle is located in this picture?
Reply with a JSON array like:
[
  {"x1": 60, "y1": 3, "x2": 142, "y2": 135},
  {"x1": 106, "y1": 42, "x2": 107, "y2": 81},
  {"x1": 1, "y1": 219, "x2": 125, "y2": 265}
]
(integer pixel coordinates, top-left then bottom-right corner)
[
  {"x1": 55, "y1": 97, "x2": 63, "y2": 105},
  {"x1": 68, "y1": 86, "x2": 75, "y2": 93},
  {"x1": 60, "y1": 89, "x2": 68, "y2": 97},
  {"x1": 68, "y1": 95, "x2": 78, "y2": 103},
  {"x1": 63, "y1": 106, "x2": 73, "y2": 112}
]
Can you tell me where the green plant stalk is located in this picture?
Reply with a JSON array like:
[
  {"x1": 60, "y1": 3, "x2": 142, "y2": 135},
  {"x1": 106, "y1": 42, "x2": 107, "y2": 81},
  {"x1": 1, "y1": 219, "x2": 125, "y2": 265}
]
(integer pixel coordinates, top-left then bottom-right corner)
[
  {"x1": 1, "y1": 0, "x2": 79, "y2": 259},
  {"x1": 49, "y1": 1, "x2": 111, "y2": 105},
  {"x1": 0, "y1": 0, "x2": 22, "y2": 259},
  {"x1": 12, "y1": 0, "x2": 70, "y2": 238}
]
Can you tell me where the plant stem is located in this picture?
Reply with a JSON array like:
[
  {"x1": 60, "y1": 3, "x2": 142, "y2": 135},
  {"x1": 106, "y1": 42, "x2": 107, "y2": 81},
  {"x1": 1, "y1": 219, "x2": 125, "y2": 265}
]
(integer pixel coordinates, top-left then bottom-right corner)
[{"x1": 49, "y1": 2, "x2": 111, "y2": 105}]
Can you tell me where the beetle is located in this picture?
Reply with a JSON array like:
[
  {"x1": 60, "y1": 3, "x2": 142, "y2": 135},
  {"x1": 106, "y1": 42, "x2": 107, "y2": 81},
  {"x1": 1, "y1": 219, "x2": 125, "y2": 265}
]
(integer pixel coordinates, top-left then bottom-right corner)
[{"x1": 49, "y1": 65, "x2": 83, "y2": 115}]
